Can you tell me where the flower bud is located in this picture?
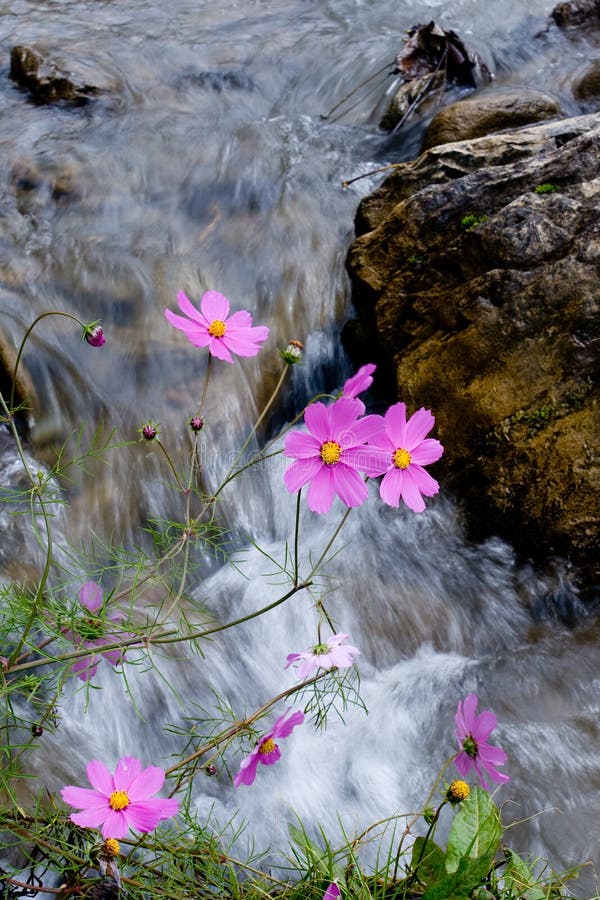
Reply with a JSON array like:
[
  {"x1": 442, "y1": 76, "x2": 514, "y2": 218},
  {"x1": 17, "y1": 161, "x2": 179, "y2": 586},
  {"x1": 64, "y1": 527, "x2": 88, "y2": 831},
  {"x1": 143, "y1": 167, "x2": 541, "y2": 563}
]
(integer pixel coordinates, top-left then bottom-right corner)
[
  {"x1": 139, "y1": 421, "x2": 159, "y2": 441},
  {"x1": 83, "y1": 324, "x2": 105, "y2": 347},
  {"x1": 190, "y1": 416, "x2": 204, "y2": 433},
  {"x1": 31, "y1": 724, "x2": 43, "y2": 737},
  {"x1": 280, "y1": 339, "x2": 303, "y2": 365},
  {"x1": 205, "y1": 764, "x2": 217, "y2": 776}
]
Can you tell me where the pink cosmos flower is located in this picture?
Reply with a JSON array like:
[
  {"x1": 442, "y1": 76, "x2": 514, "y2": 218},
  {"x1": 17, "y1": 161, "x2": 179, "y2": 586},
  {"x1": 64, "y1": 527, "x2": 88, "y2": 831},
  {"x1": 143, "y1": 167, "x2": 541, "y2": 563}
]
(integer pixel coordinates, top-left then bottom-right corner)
[
  {"x1": 285, "y1": 633, "x2": 360, "y2": 681},
  {"x1": 164, "y1": 290, "x2": 269, "y2": 364},
  {"x1": 65, "y1": 582, "x2": 131, "y2": 681},
  {"x1": 61, "y1": 756, "x2": 179, "y2": 839},
  {"x1": 454, "y1": 693, "x2": 510, "y2": 790},
  {"x1": 283, "y1": 396, "x2": 383, "y2": 515},
  {"x1": 233, "y1": 709, "x2": 305, "y2": 788},
  {"x1": 367, "y1": 402, "x2": 443, "y2": 512},
  {"x1": 323, "y1": 884, "x2": 342, "y2": 900}
]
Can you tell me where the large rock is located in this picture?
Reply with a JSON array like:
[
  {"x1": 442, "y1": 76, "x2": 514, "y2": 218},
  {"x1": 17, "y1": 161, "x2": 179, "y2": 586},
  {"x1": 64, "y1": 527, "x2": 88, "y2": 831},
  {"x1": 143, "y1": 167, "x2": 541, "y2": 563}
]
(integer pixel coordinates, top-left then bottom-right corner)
[{"x1": 344, "y1": 113, "x2": 600, "y2": 586}]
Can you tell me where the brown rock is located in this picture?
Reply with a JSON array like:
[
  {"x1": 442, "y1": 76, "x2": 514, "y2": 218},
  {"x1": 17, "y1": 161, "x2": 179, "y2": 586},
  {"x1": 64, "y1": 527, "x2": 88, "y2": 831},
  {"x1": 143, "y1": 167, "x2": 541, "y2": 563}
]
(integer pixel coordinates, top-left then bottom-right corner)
[
  {"x1": 551, "y1": 0, "x2": 600, "y2": 28},
  {"x1": 574, "y1": 60, "x2": 600, "y2": 99},
  {"x1": 422, "y1": 89, "x2": 562, "y2": 150}
]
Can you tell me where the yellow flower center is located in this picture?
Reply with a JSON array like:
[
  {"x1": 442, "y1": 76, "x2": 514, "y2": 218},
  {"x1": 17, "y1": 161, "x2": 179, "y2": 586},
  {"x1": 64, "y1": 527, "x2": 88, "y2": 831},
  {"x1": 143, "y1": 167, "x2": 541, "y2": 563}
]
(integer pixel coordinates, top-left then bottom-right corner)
[
  {"x1": 393, "y1": 448, "x2": 412, "y2": 469},
  {"x1": 448, "y1": 780, "x2": 470, "y2": 802},
  {"x1": 108, "y1": 790, "x2": 130, "y2": 811},
  {"x1": 208, "y1": 319, "x2": 227, "y2": 338},
  {"x1": 103, "y1": 838, "x2": 120, "y2": 857},
  {"x1": 320, "y1": 441, "x2": 342, "y2": 465},
  {"x1": 258, "y1": 738, "x2": 277, "y2": 755}
]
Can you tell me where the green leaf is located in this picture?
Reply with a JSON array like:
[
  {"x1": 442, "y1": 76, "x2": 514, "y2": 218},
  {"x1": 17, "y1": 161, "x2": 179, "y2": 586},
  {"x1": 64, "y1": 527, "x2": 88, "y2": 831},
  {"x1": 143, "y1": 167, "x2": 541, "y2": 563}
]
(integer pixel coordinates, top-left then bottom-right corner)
[
  {"x1": 445, "y1": 787, "x2": 502, "y2": 875},
  {"x1": 422, "y1": 854, "x2": 489, "y2": 900},
  {"x1": 410, "y1": 836, "x2": 447, "y2": 887},
  {"x1": 503, "y1": 850, "x2": 548, "y2": 900}
]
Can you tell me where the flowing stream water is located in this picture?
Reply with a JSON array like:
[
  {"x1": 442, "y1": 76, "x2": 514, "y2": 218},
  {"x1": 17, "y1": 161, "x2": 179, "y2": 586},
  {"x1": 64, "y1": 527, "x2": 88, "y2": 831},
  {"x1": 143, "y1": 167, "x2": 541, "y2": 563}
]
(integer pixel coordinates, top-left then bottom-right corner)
[{"x1": 1, "y1": 0, "x2": 599, "y2": 893}]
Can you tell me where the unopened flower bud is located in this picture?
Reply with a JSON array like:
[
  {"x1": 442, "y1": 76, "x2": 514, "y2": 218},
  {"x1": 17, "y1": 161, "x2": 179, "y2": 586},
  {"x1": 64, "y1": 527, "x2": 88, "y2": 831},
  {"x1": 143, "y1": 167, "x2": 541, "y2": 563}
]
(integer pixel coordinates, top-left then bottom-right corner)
[
  {"x1": 31, "y1": 724, "x2": 43, "y2": 737},
  {"x1": 447, "y1": 780, "x2": 470, "y2": 804},
  {"x1": 190, "y1": 416, "x2": 204, "y2": 433},
  {"x1": 83, "y1": 324, "x2": 105, "y2": 347},
  {"x1": 139, "y1": 421, "x2": 159, "y2": 441},
  {"x1": 205, "y1": 764, "x2": 217, "y2": 776},
  {"x1": 280, "y1": 339, "x2": 304, "y2": 365},
  {"x1": 423, "y1": 806, "x2": 437, "y2": 825}
]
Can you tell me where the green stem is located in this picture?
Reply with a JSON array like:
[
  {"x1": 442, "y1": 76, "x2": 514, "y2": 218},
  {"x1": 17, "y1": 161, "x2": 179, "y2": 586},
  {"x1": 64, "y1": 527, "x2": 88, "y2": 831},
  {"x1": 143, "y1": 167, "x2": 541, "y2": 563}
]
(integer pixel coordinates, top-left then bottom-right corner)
[
  {"x1": 7, "y1": 492, "x2": 54, "y2": 667},
  {"x1": 293, "y1": 488, "x2": 301, "y2": 586},
  {"x1": 9, "y1": 311, "x2": 88, "y2": 413}
]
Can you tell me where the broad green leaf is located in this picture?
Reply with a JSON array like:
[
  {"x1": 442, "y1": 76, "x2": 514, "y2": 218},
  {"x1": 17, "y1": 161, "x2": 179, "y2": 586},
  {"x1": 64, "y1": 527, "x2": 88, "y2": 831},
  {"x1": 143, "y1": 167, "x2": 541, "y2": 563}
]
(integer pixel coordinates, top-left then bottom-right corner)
[
  {"x1": 503, "y1": 850, "x2": 548, "y2": 900},
  {"x1": 422, "y1": 853, "x2": 490, "y2": 900},
  {"x1": 410, "y1": 836, "x2": 446, "y2": 887},
  {"x1": 445, "y1": 787, "x2": 502, "y2": 875}
]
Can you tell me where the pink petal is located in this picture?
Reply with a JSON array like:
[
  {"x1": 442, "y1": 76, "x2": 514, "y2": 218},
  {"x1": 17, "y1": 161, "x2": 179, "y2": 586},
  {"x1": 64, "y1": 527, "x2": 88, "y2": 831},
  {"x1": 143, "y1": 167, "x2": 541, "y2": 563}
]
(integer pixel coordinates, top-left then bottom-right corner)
[
  {"x1": 472, "y1": 710, "x2": 498, "y2": 743},
  {"x1": 224, "y1": 309, "x2": 253, "y2": 329},
  {"x1": 222, "y1": 330, "x2": 268, "y2": 357},
  {"x1": 326, "y1": 633, "x2": 350, "y2": 647},
  {"x1": 304, "y1": 402, "x2": 331, "y2": 443},
  {"x1": 164, "y1": 310, "x2": 211, "y2": 346},
  {"x1": 296, "y1": 655, "x2": 319, "y2": 680},
  {"x1": 200, "y1": 290, "x2": 230, "y2": 321},
  {"x1": 324, "y1": 883, "x2": 342, "y2": 900},
  {"x1": 454, "y1": 752, "x2": 473, "y2": 778},
  {"x1": 69, "y1": 805, "x2": 110, "y2": 830},
  {"x1": 208, "y1": 337, "x2": 234, "y2": 363},
  {"x1": 126, "y1": 797, "x2": 178, "y2": 831},
  {"x1": 461, "y1": 694, "x2": 479, "y2": 731},
  {"x1": 329, "y1": 645, "x2": 360, "y2": 667},
  {"x1": 410, "y1": 438, "x2": 444, "y2": 466},
  {"x1": 384, "y1": 403, "x2": 407, "y2": 447},
  {"x1": 340, "y1": 413, "x2": 384, "y2": 447},
  {"x1": 478, "y1": 743, "x2": 507, "y2": 766},
  {"x1": 78, "y1": 582, "x2": 103, "y2": 613},
  {"x1": 285, "y1": 652, "x2": 303, "y2": 668},
  {"x1": 341, "y1": 445, "x2": 388, "y2": 477},
  {"x1": 328, "y1": 397, "x2": 363, "y2": 438},
  {"x1": 379, "y1": 469, "x2": 403, "y2": 507},
  {"x1": 272, "y1": 709, "x2": 305, "y2": 739},
  {"x1": 72, "y1": 654, "x2": 100, "y2": 681},
  {"x1": 331, "y1": 464, "x2": 369, "y2": 508},
  {"x1": 400, "y1": 470, "x2": 427, "y2": 513},
  {"x1": 343, "y1": 363, "x2": 376, "y2": 399},
  {"x1": 234, "y1": 750, "x2": 260, "y2": 787},
  {"x1": 62, "y1": 785, "x2": 106, "y2": 809},
  {"x1": 127, "y1": 765, "x2": 165, "y2": 801},
  {"x1": 86, "y1": 760, "x2": 114, "y2": 796},
  {"x1": 307, "y1": 467, "x2": 336, "y2": 514},
  {"x1": 100, "y1": 808, "x2": 130, "y2": 839},
  {"x1": 176, "y1": 291, "x2": 209, "y2": 326},
  {"x1": 284, "y1": 457, "x2": 324, "y2": 494},
  {"x1": 405, "y1": 407, "x2": 435, "y2": 449},
  {"x1": 113, "y1": 757, "x2": 143, "y2": 792},
  {"x1": 405, "y1": 465, "x2": 439, "y2": 499},
  {"x1": 284, "y1": 430, "x2": 321, "y2": 460},
  {"x1": 480, "y1": 760, "x2": 511, "y2": 785}
]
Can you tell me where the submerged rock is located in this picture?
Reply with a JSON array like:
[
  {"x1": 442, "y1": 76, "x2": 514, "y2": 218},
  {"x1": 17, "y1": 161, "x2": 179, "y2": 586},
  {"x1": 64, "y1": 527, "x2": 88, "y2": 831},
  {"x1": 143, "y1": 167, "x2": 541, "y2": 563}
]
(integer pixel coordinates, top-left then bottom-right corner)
[
  {"x1": 9, "y1": 45, "x2": 106, "y2": 104},
  {"x1": 344, "y1": 113, "x2": 600, "y2": 585}
]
